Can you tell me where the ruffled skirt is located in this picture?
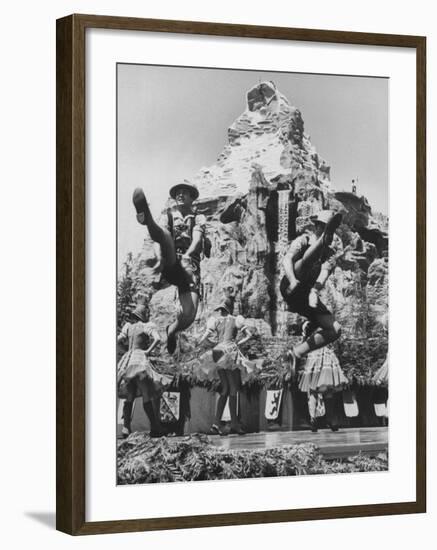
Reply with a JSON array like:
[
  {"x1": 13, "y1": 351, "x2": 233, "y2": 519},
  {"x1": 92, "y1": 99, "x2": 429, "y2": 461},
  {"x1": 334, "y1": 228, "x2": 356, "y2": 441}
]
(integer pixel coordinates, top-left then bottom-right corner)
[
  {"x1": 117, "y1": 349, "x2": 158, "y2": 381},
  {"x1": 117, "y1": 350, "x2": 172, "y2": 398},
  {"x1": 212, "y1": 342, "x2": 240, "y2": 370},
  {"x1": 192, "y1": 344, "x2": 259, "y2": 383},
  {"x1": 373, "y1": 358, "x2": 388, "y2": 386},
  {"x1": 299, "y1": 348, "x2": 348, "y2": 394}
]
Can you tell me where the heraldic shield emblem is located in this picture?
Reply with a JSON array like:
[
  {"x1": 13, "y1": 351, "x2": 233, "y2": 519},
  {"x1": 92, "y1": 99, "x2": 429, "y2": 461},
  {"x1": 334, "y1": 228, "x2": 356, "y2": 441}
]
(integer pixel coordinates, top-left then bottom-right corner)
[
  {"x1": 160, "y1": 391, "x2": 181, "y2": 423},
  {"x1": 264, "y1": 389, "x2": 283, "y2": 421}
]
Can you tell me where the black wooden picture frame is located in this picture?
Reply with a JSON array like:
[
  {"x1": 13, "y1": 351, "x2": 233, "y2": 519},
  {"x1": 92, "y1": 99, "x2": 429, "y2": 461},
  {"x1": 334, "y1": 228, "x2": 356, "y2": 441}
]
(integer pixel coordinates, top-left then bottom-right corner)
[{"x1": 56, "y1": 13, "x2": 426, "y2": 535}]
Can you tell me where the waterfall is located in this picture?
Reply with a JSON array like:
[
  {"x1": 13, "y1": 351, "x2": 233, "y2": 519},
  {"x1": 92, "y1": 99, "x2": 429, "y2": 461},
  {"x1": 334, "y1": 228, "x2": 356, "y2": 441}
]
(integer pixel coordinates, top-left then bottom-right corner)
[
  {"x1": 277, "y1": 189, "x2": 290, "y2": 250},
  {"x1": 276, "y1": 189, "x2": 290, "y2": 337}
]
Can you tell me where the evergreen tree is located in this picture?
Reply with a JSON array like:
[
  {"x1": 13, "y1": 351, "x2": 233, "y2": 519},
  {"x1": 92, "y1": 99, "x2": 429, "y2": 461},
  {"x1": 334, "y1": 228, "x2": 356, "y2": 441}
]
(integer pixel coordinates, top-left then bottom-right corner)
[{"x1": 117, "y1": 252, "x2": 137, "y2": 329}]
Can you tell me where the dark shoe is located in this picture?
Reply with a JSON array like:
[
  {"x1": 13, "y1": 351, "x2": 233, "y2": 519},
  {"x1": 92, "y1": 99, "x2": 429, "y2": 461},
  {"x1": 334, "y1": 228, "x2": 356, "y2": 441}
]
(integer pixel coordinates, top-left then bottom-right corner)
[
  {"x1": 310, "y1": 418, "x2": 318, "y2": 433},
  {"x1": 328, "y1": 424, "x2": 339, "y2": 432},
  {"x1": 166, "y1": 325, "x2": 177, "y2": 355},
  {"x1": 132, "y1": 188, "x2": 150, "y2": 225},
  {"x1": 149, "y1": 429, "x2": 163, "y2": 438},
  {"x1": 230, "y1": 426, "x2": 246, "y2": 435},
  {"x1": 208, "y1": 424, "x2": 223, "y2": 436}
]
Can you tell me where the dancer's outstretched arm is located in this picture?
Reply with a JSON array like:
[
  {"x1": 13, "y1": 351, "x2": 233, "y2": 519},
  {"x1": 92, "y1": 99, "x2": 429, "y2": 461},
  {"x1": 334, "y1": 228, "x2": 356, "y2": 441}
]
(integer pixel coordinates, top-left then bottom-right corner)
[
  {"x1": 117, "y1": 323, "x2": 129, "y2": 345},
  {"x1": 308, "y1": 267, "x2": 330, "y2": 307},
  {"x1": 237, "y1": 325, "x2": 252, "y2": 346},
  {"x1": 198, "y1": 318, "x2": 217, "y2": 346},
  {"x1": 312, "y1": 241, "x2": 348, "y2": 291},
  {"x1": 183, "y1": 230, "x2": 203, "y2": 258},
  {"x1": 234, "y1": 315, "x2": 252, "y2": 347},
  {"x1": 182, "y1": 218, "x2": 205, "y2": 259},
  {"x1": 144, "y1": 325, "x2": 161, "y2": 356}
]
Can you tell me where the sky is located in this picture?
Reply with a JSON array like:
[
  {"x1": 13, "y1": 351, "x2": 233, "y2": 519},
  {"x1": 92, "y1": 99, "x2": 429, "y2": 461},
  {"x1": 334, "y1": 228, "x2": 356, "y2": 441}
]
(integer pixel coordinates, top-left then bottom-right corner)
[{"x1": 117, "y1": 64, "x2": 388, "y2": 262}]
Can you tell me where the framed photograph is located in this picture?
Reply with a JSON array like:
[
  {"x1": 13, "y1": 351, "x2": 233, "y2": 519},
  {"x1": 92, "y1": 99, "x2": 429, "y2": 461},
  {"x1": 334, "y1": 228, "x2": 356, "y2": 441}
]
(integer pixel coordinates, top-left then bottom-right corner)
[{"x1": 56, "y1": 14, "x2": 426, "y2": 535}]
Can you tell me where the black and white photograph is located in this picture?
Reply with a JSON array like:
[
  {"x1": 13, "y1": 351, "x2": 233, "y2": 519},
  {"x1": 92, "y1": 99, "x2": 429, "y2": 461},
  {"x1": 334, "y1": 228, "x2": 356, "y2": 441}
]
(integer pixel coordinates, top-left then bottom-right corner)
[
  {"x1": 1, "y1": 0, "x2": 431, "y2": 543},
  {"x1": 116, "y1": 64, "x2": 389, "y2": 484}
]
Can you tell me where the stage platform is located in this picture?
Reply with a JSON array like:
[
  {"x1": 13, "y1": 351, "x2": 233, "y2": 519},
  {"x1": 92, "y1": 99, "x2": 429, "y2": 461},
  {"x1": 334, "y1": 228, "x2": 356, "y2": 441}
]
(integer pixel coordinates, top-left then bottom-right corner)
[{"x1": 207, "y1": 427, "x2": 388, "y2": 459}]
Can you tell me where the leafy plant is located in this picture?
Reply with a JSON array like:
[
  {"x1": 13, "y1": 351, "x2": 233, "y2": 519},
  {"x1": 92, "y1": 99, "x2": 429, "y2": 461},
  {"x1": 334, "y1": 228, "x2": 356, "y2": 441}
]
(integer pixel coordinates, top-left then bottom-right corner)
[{"x1": 117, "y1": 433, "x2": 388, "y2": 484}]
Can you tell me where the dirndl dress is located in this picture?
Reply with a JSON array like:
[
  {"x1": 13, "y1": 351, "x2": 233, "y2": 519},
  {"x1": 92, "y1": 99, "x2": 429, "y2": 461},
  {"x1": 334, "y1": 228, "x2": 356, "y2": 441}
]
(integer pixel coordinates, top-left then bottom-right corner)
[
  {"x1": 298, "y1": 347, "x2": 348, "y2": 394},
  {"x1": 194, "y1": 346, "x2": 258, "y2": 383},
  {"x1": 117, "y1": 349, "x2": 159, "y2": 383},
  {"x1": 212, "y1": 341, "x2": 240, "y2": 370},
  {"x1": 372, "y1": 358, "x2": 388, "y2": 387},
  {"x1": 193, "y1": 315, "x2": 258, "y2": 381},
  {"x1": 117, "y1": 321, "x2": 171, "y2": 397}
]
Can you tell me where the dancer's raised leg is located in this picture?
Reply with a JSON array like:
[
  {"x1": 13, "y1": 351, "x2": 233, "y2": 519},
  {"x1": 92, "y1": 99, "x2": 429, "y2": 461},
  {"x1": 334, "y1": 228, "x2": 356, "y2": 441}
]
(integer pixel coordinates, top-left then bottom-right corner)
[
  {"x1": 133, "y1": 188, "x2": 177, "y2": 268},
  {"x1": 166, "y1": 290, "x2": 199, "y2": 353},
  {"x1": 294, "y1": 312, "x2": 341, "y2": 358},
  {"x1": 294, "y1": 213, "x2": 342, "y2": 279}
]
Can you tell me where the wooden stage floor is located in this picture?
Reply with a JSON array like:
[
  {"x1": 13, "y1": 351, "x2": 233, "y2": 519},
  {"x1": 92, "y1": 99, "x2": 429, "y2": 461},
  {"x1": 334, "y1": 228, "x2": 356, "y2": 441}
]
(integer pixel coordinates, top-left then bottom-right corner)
[{"x1": 206, "y1": 427, "x2": 388, "y2": 459}]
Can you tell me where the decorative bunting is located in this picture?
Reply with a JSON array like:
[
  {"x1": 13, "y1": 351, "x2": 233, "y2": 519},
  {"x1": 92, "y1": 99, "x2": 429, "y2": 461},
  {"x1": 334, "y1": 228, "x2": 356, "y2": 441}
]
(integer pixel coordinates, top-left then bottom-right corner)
[
  {"x1": 343, "y1": 389, "x2": 359, "y2": 417},
  {"x1": 265, "y1": 389, "x2": 283, "y2": 420},
  {"x1": 160, "y1": 391, "x2": 181, "y2": 423}
]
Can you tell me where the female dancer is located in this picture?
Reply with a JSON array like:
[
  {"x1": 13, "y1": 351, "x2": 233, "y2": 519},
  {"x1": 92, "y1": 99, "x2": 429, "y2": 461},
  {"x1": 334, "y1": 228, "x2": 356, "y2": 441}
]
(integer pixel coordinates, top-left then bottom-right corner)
[
  {"x1": 117, "y1": 304, "x2": 163, "y2": 437},
  {"x1": 298, "y1": 321, "x2": 348, "y2": 432},
  {"x1": 199, "y1": 298, "x2": 252, "y2": 435}
]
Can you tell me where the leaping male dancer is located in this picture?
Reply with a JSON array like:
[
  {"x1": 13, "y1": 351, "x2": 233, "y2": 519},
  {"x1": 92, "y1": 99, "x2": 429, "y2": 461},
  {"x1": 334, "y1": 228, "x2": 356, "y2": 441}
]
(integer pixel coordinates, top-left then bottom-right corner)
[
  {"x1": 280, "y1": 210, "x2": 343, "y2": 369},
  {"x1": 133, "y1": 181, "x2": 206, "y2": 354}
]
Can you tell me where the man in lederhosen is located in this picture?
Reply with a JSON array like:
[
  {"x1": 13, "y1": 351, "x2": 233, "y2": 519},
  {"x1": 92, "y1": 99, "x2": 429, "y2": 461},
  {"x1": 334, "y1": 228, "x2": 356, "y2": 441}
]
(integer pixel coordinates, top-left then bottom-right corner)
[
  {"x1": 133, "y1": 181, "x2": 206, "y2": 354},
  {"x1": 280, "y1": 210, "x2": 343, "y2": 369}
]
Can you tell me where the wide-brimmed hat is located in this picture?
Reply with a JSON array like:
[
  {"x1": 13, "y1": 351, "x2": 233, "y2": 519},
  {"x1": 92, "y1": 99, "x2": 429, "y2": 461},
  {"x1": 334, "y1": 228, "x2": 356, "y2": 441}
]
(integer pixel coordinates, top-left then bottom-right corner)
[
  {"x1": 169, "y1": 180, "x2": 199, "y2": 200},
  {"x1": 131, "y1": 304, "x2": 150, "y2": 323},
  {"x1": 310, "y1": 210, "x2": 334, "y2": 225},
  {"x1": 214, "y1": 297, "x2": 234, "y2": 315}
]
